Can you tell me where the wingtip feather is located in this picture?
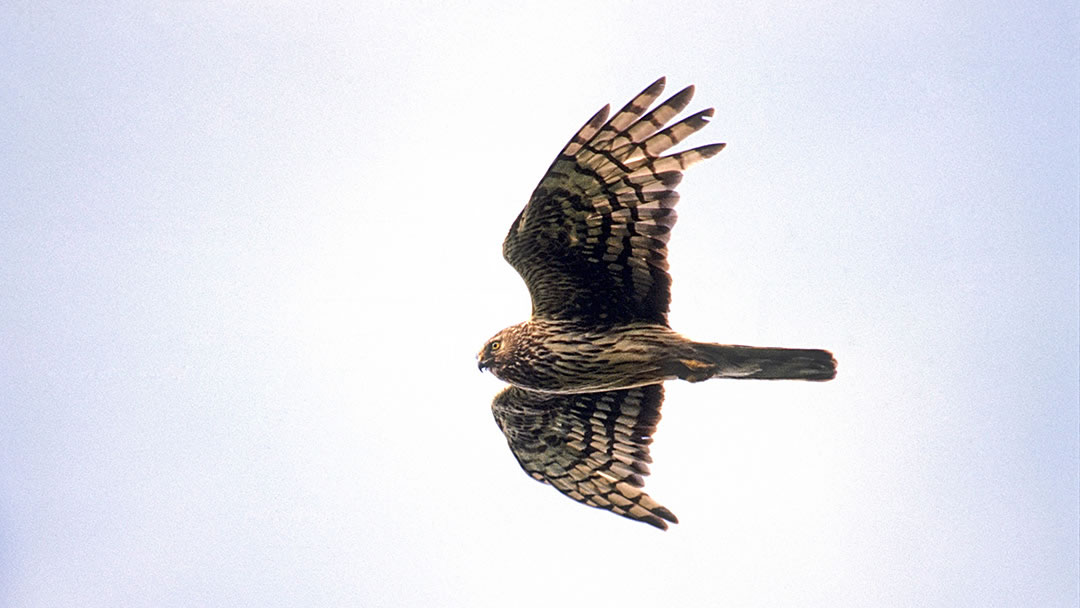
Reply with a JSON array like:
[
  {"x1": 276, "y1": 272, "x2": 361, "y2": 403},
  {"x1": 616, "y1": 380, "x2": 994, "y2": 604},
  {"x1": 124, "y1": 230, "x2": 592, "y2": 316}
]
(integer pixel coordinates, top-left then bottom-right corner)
[
  {"x1": 699, "y1": 142, "x2": 727, "y2": 158},
  {"x1": 645, "y1": 76, "x2": 667, "y2": 94}
]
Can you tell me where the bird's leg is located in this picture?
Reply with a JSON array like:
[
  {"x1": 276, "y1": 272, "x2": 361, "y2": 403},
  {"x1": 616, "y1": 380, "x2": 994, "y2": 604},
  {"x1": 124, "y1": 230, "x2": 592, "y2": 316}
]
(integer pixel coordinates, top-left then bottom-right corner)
[{"x1": 661, "y1": 357, "x2": 717, "y2": 383}]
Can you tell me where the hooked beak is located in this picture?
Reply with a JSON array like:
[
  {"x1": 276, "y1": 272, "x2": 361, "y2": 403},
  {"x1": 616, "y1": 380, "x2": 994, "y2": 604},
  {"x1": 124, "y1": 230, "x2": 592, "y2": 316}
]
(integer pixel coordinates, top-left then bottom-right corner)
[{"x1": 477, "y1": 358, "x2": 487, "y2": 373}]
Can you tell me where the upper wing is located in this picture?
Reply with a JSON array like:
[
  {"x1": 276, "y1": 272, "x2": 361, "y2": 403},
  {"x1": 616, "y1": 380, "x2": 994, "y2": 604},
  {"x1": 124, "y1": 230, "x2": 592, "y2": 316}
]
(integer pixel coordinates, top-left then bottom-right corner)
[
  {"x1": 503, "y1": 77, "x2": 724, "y2": 325},
  {"x1": 491, "y1": 383, "x2": 676, "y2": 530}
]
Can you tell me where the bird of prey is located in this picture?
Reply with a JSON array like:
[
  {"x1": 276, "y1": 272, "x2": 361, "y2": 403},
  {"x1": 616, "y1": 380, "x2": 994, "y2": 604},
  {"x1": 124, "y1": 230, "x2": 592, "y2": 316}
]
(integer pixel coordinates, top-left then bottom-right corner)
[{"x1": 478, "y1": 78, "x2": 836, "y2": 530}]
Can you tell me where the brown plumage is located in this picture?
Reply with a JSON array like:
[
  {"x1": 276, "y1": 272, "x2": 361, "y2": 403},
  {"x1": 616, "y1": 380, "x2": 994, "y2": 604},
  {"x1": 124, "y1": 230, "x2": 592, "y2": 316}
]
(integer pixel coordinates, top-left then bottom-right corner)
[{"x1": 479, "y1": 78, "x2": 836, "y2": 530}]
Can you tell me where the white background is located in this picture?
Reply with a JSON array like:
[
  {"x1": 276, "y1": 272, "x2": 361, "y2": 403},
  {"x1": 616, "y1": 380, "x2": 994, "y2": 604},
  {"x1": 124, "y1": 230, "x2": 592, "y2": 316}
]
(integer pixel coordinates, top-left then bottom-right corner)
[{"x1": 2, "y1": 2, "x2": 1077, "y2": 606}]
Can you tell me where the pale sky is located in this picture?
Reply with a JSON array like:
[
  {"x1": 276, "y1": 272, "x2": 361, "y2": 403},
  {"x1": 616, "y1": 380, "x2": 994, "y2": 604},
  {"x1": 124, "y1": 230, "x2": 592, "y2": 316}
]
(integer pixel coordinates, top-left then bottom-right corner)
[{"x1": 2, "y1": 2, "x2": 1077, "y2": 607}]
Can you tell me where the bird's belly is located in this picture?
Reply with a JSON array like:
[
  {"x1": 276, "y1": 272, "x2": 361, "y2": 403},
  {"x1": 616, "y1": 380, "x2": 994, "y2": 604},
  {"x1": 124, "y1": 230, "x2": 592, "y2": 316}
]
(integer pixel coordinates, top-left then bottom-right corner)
[{"x1": 501, "y1": 326, "x2": 683, "y2": 393}]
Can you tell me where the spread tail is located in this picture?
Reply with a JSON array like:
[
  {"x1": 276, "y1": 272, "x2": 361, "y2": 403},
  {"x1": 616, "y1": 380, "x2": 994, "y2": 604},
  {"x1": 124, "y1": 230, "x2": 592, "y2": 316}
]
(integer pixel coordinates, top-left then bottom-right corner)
[{"x1": 673, "y1": 343, "x2": 837, "y2": 382}]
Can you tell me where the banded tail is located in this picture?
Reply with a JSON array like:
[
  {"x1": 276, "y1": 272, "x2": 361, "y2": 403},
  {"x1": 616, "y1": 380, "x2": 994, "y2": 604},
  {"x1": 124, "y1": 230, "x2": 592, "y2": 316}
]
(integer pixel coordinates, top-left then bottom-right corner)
[{"x1": 670, "y1": 343, "x2": 837, "y2": 382}]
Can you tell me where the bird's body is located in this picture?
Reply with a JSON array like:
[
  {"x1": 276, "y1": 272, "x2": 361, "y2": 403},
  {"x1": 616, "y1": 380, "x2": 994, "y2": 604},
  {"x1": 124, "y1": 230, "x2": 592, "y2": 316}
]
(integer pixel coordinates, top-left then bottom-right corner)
[
  {"x1": 479, "y1": 78, "x2": 836, "y2": 530},
  {"x1": 487, "y1": 319, "x2": 835, "y2": 393},
  {"x1": 484, "y1": 320, "x2": 685, "y2": 393}
]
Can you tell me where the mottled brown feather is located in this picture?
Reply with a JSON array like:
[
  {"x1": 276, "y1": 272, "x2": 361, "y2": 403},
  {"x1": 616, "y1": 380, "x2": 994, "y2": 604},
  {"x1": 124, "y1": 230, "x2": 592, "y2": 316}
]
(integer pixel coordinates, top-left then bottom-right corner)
[
  {"x1": 492, "y1": 384, "x2": 677, "y2": 530},
  {"x1": 502, "y1": 77, "x2": 725, "y2": 325}
]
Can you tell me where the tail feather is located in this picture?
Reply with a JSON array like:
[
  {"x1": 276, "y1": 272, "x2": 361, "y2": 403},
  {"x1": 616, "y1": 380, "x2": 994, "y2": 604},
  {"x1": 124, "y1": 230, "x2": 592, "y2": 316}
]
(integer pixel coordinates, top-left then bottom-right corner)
[{"x1": 687, "y1": 343, "x2": 837, "y2": 382}]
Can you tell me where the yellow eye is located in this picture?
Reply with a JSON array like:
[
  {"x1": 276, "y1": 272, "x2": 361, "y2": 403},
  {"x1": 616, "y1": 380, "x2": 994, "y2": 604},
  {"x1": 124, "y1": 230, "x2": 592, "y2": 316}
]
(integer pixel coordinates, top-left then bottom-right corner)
[{"x1": 490, "y1": 341, "x2": 501, "y2": 351}]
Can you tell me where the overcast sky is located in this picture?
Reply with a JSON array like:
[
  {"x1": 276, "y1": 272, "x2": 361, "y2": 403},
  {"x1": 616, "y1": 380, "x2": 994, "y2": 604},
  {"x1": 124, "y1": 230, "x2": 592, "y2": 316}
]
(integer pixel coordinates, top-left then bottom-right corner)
[{"x1": 2, "y1": 2, "x2": 1077, "y2": 607}]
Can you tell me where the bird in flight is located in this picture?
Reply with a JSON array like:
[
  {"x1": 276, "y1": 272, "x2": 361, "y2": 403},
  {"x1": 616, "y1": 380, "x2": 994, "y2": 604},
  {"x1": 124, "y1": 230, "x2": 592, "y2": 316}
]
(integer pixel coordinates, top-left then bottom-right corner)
[{"x1": 478, "y1": 78, "x2": 836, "y2": 530}]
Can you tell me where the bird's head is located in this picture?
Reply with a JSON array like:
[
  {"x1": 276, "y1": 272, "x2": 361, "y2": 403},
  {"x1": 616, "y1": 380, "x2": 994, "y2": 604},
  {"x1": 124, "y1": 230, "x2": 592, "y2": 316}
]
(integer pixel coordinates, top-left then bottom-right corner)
[{"x1": 477, "y1": 326, "x2": 520, "y2": 378}]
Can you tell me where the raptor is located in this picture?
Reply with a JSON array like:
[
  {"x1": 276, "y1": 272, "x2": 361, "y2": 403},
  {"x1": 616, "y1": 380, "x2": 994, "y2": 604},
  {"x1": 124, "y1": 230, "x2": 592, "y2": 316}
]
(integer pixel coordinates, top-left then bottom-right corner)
[{"x1": 479, "y1": 78, "x2": 836, "y2": 529}]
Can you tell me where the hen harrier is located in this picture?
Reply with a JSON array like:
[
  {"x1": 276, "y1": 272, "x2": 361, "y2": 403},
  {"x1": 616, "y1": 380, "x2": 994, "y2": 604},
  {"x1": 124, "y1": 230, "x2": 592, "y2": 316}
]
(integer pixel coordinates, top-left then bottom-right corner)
[{"x1": 478, "y1": 78, "x2": 836, "y2": 530}]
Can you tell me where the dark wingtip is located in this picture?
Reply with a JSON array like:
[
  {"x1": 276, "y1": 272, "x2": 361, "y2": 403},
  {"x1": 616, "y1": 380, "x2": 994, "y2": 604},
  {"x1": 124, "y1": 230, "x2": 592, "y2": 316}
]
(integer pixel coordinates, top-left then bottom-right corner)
[
  {"x1": 640, "y1": 506, "x2": 679, "y2": 530},
  {"x1": 655, "y1": 506, "x2": 679, "y2": 524},
  {"x1": 664, "y1": 85, "x2": 696, "y2": 114},
  {"x1": 675, "y1": 84, "x2": 695, "y2": 100},
  {"x1": 643, "y1": 515, "x2": 670, "y2": 531},
  {"x1": 588, "y1": 104, "x2": 611, "y2": 128},
  {"x1": 682, "y1": 108, "x2": 715, "y2": 131},
  {"x1": 699, "y1": 142, "x2": 727, "y2": 158}
]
